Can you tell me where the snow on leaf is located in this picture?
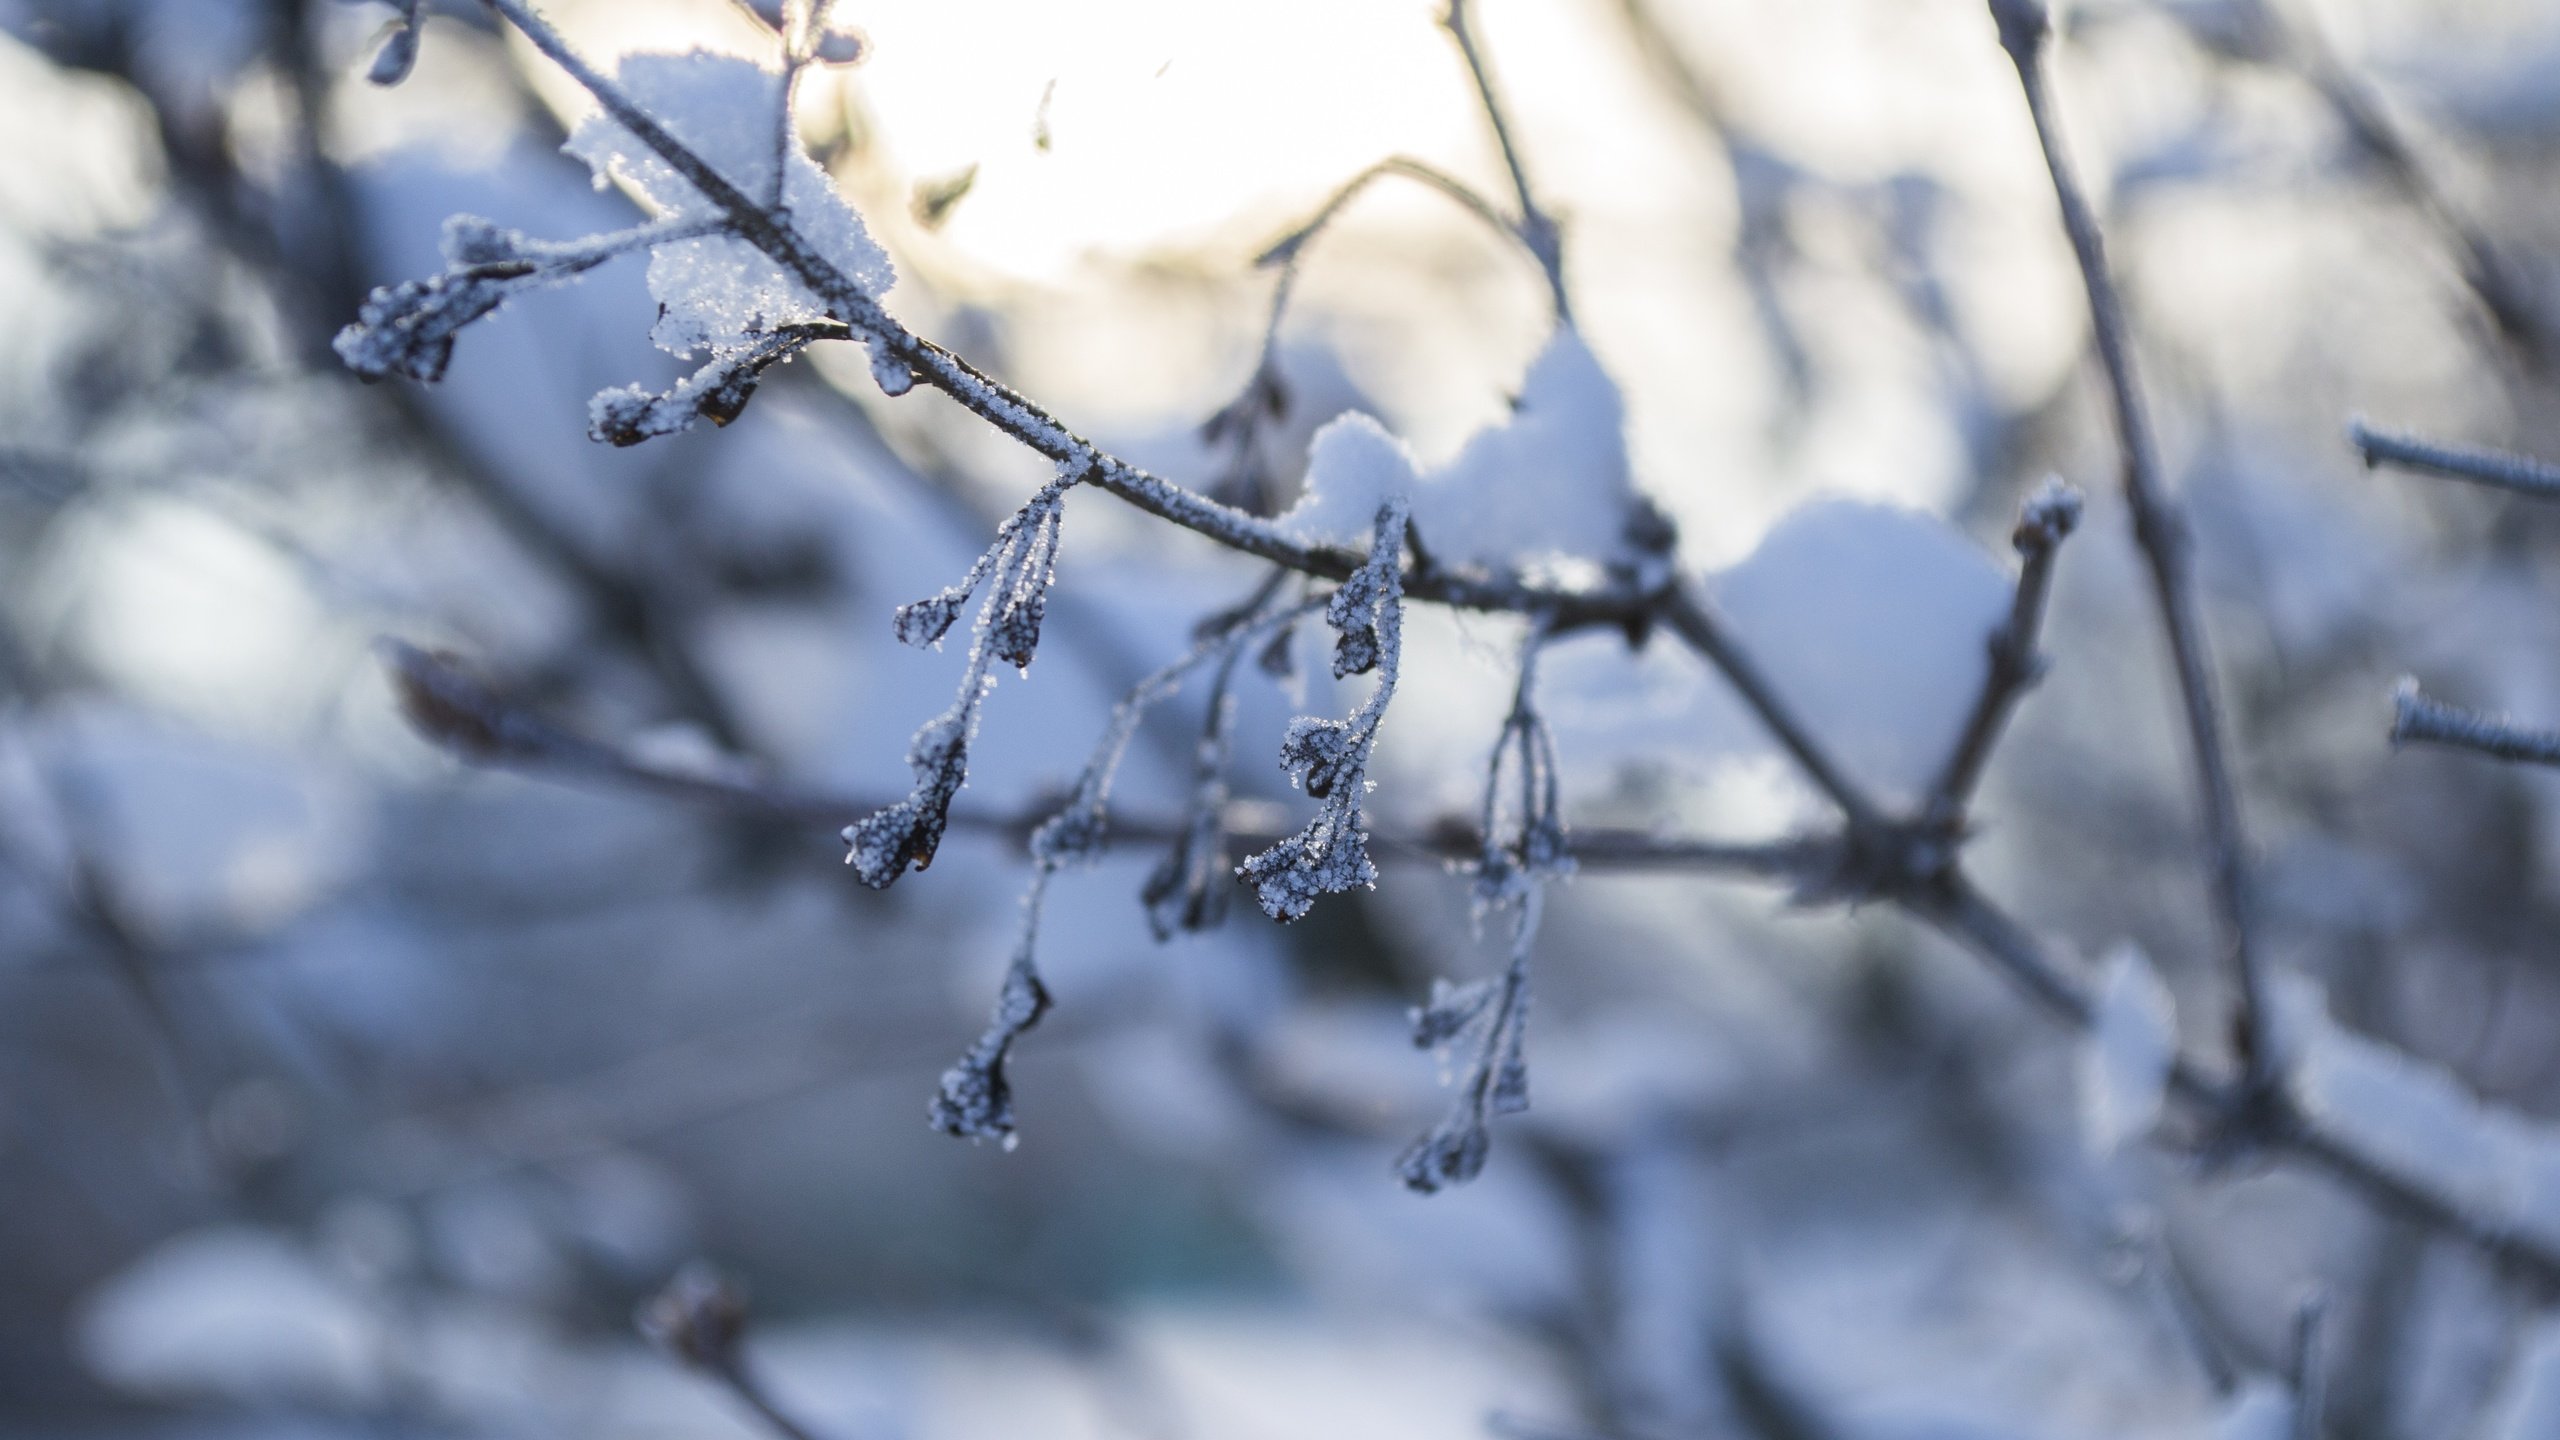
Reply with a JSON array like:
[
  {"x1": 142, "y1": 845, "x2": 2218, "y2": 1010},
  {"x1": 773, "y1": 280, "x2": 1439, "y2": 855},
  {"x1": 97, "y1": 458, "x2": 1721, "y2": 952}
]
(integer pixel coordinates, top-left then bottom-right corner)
[
  {"x1": 563, "y1": 50, "x2": 893, "y2": 360},
  {"x1": 2078, "y1": 942, "x2": 2177, "y2": 1157}
]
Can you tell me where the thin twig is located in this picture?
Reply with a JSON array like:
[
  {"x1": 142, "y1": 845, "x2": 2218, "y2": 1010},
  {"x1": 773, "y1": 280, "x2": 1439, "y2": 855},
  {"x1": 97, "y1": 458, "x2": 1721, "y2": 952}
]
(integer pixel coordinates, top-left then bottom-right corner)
[
  {"x1": 1988, "y1": 0, "x2": 2269, "y2": 1097},
  {"x1": 2349, "y1": 419, "x2": 2560, "y2": 501},
  {"x1": 1441, "y1": 0, "x2": 1569, "y2": 316},
  {"x1": 1919, "y1": 478, "x2": 2082, "y2": 833},
  {"x1": 2388, "y1": 680, "x2": 2560, "y2": 768}
]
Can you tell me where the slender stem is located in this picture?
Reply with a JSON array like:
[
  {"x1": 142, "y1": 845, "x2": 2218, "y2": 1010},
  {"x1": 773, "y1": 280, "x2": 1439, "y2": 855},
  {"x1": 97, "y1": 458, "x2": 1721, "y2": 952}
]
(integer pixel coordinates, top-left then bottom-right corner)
[
  {"x1": 1988, "y1": 0, "x2": 2269, "y2": 1096},
  {"x1": 2350, "y1": 419, "x2": 2560, "y2": 501},
  {"x1": 1919, "y1": 479, "x2": 2081, "y2": 832},
  {"x1": 2390, "y1": 681, "x2": 2560, "y2": 767},
  {"x1": 1441, "y1": 0, "x2": 1569, "y2": 317}
]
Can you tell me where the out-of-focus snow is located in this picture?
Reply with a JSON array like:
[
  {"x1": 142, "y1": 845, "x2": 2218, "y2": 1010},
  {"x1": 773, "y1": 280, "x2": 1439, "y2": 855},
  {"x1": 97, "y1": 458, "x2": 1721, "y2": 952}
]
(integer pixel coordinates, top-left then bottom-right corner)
[
  {"x1": 2480, "y1": 1317, "x2": 2560, "y2": 1440},
  {"x1": 77, "y1": 1226, "x2": 383, "y2": 1405},
  {"x1": 1711, "y1": 499, "x2": 2011, "y2": 799},
  {"x1": 1275, "y1": 325, "x2": 1638, "y2": 575},
  {"x1": 2079, "y1": 943, "x2": 2177, "y2": 1157},
  {"x1": 563, "y1": 50, "x2": 893, "y2": 359},
  {"x1": 2276, "y1": 976, "x2": 2560, "y2": 1258},
  {"x1": 2210, "y1": 1378, "x2": 2297, "y2": 1440}
]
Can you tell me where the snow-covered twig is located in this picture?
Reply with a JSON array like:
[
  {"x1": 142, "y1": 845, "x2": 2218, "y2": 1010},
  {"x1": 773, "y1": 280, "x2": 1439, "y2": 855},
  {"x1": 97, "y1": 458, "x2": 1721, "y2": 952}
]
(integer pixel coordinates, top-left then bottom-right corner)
[
  {"x1": 1987, "y1": 0, "x2": 2270, "y2": 1101},
  {"x1": 2350, "y1": 420, "x2": 2560, "y2": 502}
]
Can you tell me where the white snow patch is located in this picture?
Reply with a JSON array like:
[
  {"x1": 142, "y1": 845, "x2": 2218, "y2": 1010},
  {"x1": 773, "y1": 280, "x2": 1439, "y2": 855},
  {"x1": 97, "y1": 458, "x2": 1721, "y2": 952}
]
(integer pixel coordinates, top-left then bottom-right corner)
[
  {"x1": 1275, "y1": 326, "x2": 1638, "y2": 574},
  {"x1": 1712, "y1": 499, "x2": 2012, "y2": 798},
  {"x1": 563, "y1": 50, "x2": 893, "y2": 359},
  {"x1": 2078, "y1": 942, "x2": 2178, "y2": 1157},
  {"x1": 77, "y1": 1226, "x2": 383, "y2": 1405}
]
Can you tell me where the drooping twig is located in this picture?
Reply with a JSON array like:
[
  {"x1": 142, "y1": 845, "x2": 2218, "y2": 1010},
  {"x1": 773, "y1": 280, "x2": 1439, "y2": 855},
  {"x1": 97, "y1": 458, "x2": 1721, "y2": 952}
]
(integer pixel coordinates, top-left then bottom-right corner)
[
  {"x1": 2388, "y1": 680, "x2": 2560, "y2": 768},
  {"x1": 1919, "y1": 478, "x2": 2083, "y2": 833},
  {"x1": 2349, "y1": 419, "x2": 2560, "y2": 502},
  {"x1": 1987, "y1": 0, "x2": 2269, "y2": 1099},
  {"x1": 1398, "y1": 621, "x2": 1571, "y2": 1192}
]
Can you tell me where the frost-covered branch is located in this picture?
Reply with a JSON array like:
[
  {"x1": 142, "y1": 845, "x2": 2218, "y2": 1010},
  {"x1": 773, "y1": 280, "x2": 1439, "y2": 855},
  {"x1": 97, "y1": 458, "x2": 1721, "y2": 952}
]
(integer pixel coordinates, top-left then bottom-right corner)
[
  {"x1": 2350, "y1": 419, "x2": 2560, "y2": 502},
  {"x1": 334, "y1": 213, "x2": 718, "y2": 383},
  {"x1": 1987, "y1": 0, "x2": 2270, "y2": 1100},
  {"x1": 1919, "y1": 478, "x2": 2082, "y2": 833},
  {"x1": 2389, "y1": 680, "x2": 2560, "y2": 768},
  {"x1": 844, "y1": 466, "x2": 1081, "y2": 888}
]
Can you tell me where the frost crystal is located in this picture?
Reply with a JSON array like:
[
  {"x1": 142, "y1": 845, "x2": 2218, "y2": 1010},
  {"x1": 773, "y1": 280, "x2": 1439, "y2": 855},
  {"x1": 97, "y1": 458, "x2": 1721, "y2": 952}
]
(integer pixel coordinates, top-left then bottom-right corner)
[
  {"x1": 563, "y1": 50, "x2": 894, "y2": 359},
  {"x1": 1239, "y1": 501, "x2": 1410, "y2": 922},
  {"x1": 2077, "y1": 942, "x2": 2177, "y2": 1156}
]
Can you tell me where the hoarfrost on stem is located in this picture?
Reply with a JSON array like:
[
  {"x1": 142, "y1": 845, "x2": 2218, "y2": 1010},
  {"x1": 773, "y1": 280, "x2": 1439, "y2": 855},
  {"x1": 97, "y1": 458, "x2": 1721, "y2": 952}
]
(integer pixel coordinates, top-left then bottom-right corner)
[{"x1": 1239, "y1": 500, "x2": 1412, "y2": 922}]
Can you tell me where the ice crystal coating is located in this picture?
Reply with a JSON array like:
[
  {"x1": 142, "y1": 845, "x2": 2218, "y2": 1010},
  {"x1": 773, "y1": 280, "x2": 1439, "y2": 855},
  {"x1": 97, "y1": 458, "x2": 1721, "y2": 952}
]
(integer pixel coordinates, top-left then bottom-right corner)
[
  {"x1": 333, "y1": 216, "x2": 595, "y2": 383},
  {"x1": 930, "y1": 952, "x2": 1052, "y2": 1145},
  {"x1": 586, "y1": 325, "x2": 829, "y2": 446},
  {"x1": 1239, "y1": 500, "x2": 1409, "y2": 922},
  {"x1": 847, "y1": 469, "x2": 1081, "y2": 888}
]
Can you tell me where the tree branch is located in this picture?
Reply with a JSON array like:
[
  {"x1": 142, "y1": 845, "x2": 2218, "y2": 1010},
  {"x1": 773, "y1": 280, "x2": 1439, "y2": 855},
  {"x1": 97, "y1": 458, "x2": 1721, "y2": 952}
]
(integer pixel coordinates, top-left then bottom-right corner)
[
  {"x1": 1919, "y1": 478, "x2": 2082, "y2": 833},
  {"x1": 2350, "y1": 419, "x2": 2560, "y2": 501},
  {"x1": 1987, "y1": 0, "x2": 2269, "y2": 1098},
  {"x1": 2389, "y1": 680, "x2": 2560, "y2": 768}
]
